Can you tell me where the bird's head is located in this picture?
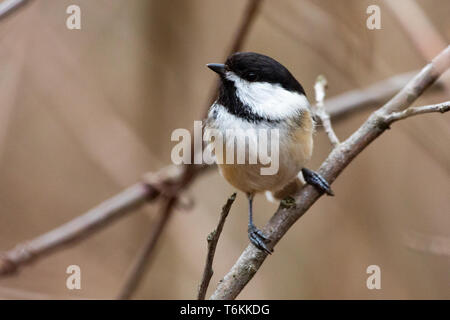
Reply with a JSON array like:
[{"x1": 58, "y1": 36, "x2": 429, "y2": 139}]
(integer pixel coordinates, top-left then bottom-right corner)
[
  {"x1": 207, "y1": 52, "x2": 305, "y2": 95},
  {"x1": 207, "y1": 52, "x2": 308, "y2": 122}
]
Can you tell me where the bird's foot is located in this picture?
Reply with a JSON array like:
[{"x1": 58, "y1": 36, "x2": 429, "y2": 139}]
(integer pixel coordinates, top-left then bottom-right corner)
[
  {"x1": 248, "y1": 224, "x2": 272, "y2": 254},
  {"x1": 301, "y1": 168, "x2": 334, "y2": 196}
]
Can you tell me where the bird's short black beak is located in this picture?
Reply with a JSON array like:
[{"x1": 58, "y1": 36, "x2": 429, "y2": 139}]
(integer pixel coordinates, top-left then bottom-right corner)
[{"x1": 207, "y1": 63, "x2": 226, "y2": 76}]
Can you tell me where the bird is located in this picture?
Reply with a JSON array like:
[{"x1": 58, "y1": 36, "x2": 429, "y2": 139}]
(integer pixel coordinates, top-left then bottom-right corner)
[{"x1": 204, "y1": 52, "x2": 333, "y2": 254}]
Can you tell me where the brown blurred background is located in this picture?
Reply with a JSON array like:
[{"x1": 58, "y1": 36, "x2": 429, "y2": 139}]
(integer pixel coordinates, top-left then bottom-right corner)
[{"x1": 0, "y1": 0, "x2": 449, "y2": 299}]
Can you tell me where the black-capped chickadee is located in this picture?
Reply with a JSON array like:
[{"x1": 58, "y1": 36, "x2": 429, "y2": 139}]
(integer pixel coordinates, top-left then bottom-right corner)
[{"x1": 205, "y1": 52, "x2": 333, "y2": 254}]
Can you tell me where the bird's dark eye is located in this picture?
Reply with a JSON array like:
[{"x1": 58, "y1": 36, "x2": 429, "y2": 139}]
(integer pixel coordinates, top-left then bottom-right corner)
[{"x1": 245, "y1": 72, "x2": 258, "y2": 82}]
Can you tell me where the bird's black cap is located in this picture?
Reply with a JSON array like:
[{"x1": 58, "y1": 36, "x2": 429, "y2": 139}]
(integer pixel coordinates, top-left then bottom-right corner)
[{"x1": 224, "y1": 52, "x2": 305, "y2": 95}]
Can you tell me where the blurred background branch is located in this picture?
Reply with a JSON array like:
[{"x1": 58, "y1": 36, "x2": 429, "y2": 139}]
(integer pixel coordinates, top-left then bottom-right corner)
[
  {"x1": 116, "y1": 196, "x2": 178, "y2": 300},
  {"x1": 0, "y1": 183, "x2": 158, "y2": 275},
  {"x1": 0, "y1": 0, "x2": 448, "y2": 299},
  {"x1": 0, "y1": 0, "x2": 30, "y2": 21},
  {"x1": 325, "y1": 71, "x2": 444, "y2": 120}
]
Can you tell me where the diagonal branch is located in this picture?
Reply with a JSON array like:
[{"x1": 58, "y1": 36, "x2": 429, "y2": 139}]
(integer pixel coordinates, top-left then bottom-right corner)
[
  {"x1": 210, "y1": 45, "x2": 450, "y2": 300},
  {"x1": 0, "y1": 183, "x2": 158, "y2": 275},
  {"x1": 197, "y1": 193, "x2": 236, "y2": 300},
  {"x1": 325, "y1": 70, "x2": 443, "y2": 120},
  {"x1": 0, "y1": 163, "x2": 209, "y2": 276},
  {"x1": 0, "y1": 0, "x2": 30, "y2": 21},
  {"x1": 116, "y1": 196, "x2": 178, "y2": 300}
]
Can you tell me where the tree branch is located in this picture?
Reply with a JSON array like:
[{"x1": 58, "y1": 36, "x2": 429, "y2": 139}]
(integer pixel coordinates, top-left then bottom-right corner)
[
  {"x1": 384, "y1": 0, "x2": 448, "y2": 63},
  {"x1": 0, "y1": 163, "x2": 209, "y2": 276},
  {"x1": 0, "y1": 0, "x2": 30, "y2": 21},
  {"x1": 210, "y1": 45, "x2": 450, "y2": 300},
  {"x1": 325, "y1": 70, "x2": 443, "y2": 120},
  {"x1": 116, "y1": 196, "x2": 178, "y2": 300},
  {"x1": 383, "y1": 101, "x2": 449, "y2": 125},
  {"x1": 0, "y1": 183, "x2": 158, "y2": 275},
  {"x1": 197, "y1": 193, "x2": 236, "y2": 300},
  {"x1": 314, "y1": 75, "x2": 340, "y2": 147}
]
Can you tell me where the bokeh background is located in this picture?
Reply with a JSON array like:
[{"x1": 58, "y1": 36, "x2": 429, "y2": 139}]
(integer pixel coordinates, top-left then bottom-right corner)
[{"x1": 0, "y1": 0, "x2": 449, "y2": 299}]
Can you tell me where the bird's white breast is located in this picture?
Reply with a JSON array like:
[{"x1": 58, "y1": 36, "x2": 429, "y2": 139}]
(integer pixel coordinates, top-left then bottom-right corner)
[{"x1": 205, "y1": 103, "x2": 313, "y2": 194}]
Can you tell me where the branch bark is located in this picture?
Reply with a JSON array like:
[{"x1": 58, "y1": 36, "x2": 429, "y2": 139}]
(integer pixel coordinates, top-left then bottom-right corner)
[
  {"x1": 0, "y1": 183, "x2": 158, "y2": 275},
  {"x1": 325, "y1": 70, "x2": 443, "y2": 120},
  {"x1": 0, "y1": 0, "x2": 30, "y2": 21},
  {"x1": 383, "y1": 101, "x2": 449, "y2": 124},
  {"x1": 197, "y1": 193, "x2": 236, "y2": 300},
  {"x1": 210, "y1": 45, "x2": 450, "y2": 300},
  {"x1": 0, "y1": 164, "x2": 208, "y2": 276}
]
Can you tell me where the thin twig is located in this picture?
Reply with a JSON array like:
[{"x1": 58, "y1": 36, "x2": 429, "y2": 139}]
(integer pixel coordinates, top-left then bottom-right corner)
[
  {"x1": 0, "y1": 0, "x2": 30, "y2": 21},
  {"x1": 116, "y1": 197, "x2": 178, "y2": 300},
  {"x1": 314, "y1": 75, "x2": 340, "y2": 147},
  {"x1": 210, "y1": 46, "x2": 450, "y2": 300},
  {"x1": 383, "y1": 101, "x2": 450, "y2": 125},
  {"x1": 197, "y1": 193, "x2": 236, "y2": 300}
]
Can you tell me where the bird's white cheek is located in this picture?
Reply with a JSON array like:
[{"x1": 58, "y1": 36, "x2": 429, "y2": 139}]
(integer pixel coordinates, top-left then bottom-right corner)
[{"x1": 226, "y1": 72, "x2": 310, "y2": 120}]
